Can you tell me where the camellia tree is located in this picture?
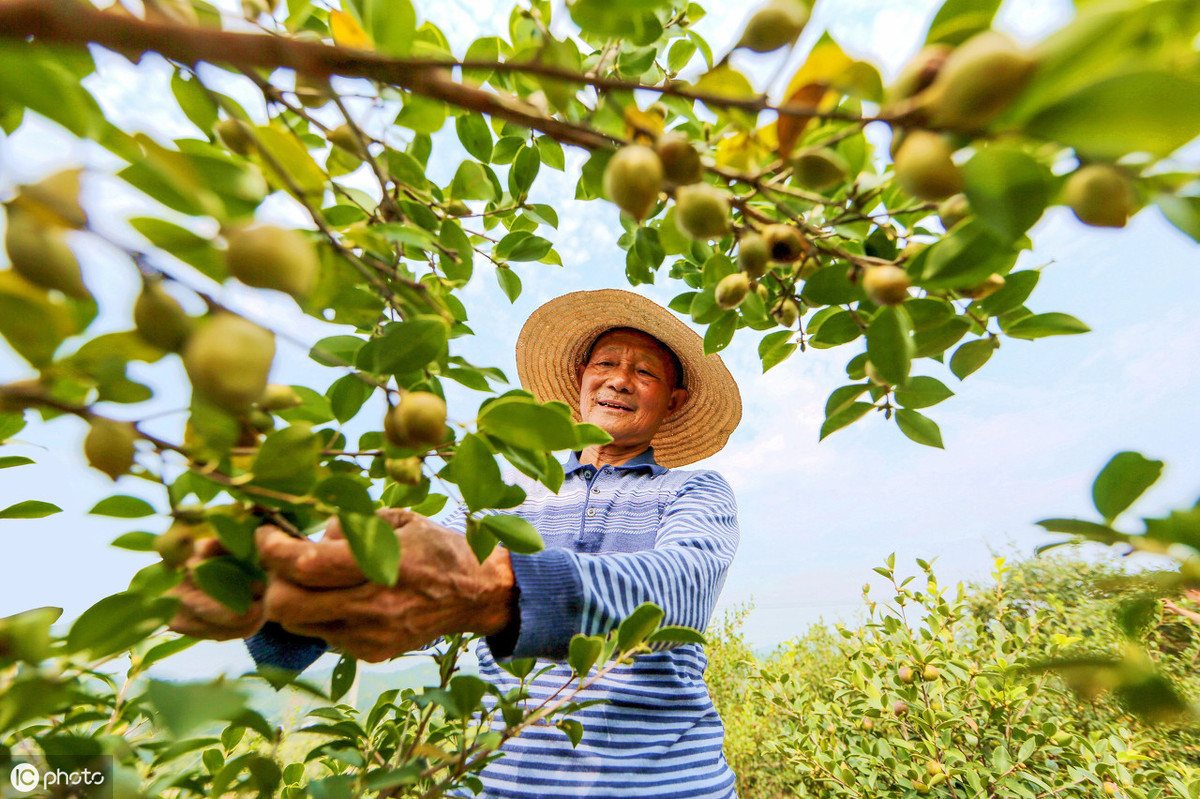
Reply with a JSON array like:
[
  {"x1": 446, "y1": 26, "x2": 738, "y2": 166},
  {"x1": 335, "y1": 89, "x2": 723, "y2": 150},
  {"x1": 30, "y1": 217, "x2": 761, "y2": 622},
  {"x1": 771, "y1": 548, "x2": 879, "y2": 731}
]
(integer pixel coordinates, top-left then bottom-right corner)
[{"x1": 1, "y1": 0, "x2": 1199, "y2": 795}]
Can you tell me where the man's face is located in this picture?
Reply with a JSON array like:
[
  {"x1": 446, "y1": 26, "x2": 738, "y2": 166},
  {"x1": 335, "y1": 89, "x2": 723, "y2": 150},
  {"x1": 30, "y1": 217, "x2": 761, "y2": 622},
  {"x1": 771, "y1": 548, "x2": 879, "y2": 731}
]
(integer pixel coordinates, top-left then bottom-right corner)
[{"x1": 575, "y1": 329, "x2": 689, "y2": 452}]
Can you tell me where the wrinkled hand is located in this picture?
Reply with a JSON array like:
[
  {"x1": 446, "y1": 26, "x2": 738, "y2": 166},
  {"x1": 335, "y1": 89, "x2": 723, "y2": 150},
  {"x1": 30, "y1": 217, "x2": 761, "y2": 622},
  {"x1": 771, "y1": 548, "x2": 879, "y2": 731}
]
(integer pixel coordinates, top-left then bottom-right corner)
[
  {"x1": 167, "y1": 537, "x2": 266, "y2": 641},
  {"x1": 258, "y1": 508, "x2": 514, "y2": 663}
]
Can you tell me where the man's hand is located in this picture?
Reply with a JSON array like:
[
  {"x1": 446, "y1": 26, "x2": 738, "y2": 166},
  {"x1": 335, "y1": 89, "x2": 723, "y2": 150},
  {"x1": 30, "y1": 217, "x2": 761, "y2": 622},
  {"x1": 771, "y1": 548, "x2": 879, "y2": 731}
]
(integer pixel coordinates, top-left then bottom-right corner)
[
  {"x1": 167, "y1": 537, "x2": 267, "y2": 640},
  {"x1": 258, "y1": 509, "x2": 515, "y2": 663}
]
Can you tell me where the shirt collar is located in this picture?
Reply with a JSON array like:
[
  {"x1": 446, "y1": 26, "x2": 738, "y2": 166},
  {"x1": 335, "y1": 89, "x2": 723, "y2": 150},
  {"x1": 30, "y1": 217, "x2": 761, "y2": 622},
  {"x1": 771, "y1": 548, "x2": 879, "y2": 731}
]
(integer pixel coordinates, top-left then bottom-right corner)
[{"x1": 563, "y1": 448, "x2": 668, "y2": 476}]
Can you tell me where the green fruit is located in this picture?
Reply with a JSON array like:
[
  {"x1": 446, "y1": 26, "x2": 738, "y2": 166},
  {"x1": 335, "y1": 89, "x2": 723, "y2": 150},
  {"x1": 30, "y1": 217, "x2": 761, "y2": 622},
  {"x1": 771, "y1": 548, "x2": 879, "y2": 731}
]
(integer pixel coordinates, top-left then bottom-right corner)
[
  {"x1": 894, "y1": 131, "x2": 963, "y2": 201},
  {"x1": 655, "y1": 133, "x2": 703, "y2": 186},
  {"x1": 738, "y1": 233, "x2": 770, "y2": 279},
  {"x1": 1062, "y1": 164, "x2": 1135, "y2": 228},
  {"x1": 184, "y1": 313, "x2": 276, "y2": 414},
  {"x1": 825, "y1": 723, "x2": 836, "y2": 733},
  {"x1": 715, "y1": 272, "x2": 751, "y2": 309},
  {"x1": 861, "y1": 717, "x2": 874, "y2": 731},
  {"x1": 674, "y1": 184, "x2": 731, "y2": 240},
  {"x1": 385, "y1": 456, "x2": 424, "y2": 485},
  {"x1": 603, "y1": 145, "x2": 663, "y2": 222},
  {"x1": 133, "y1": 279, "x2": 192, "y2": 352},
  {"x1": 795, "y1": 256, "x2": 820, "y2": 280},
  {"x1": 445, "y1": 200, "x2": 472, "y2": 217},
  {"x1": 295, "y1": 73, "x2": 331, "y2": 109},
  {"x1": 925, "y1": 31, "x2": 1037, "y2": 130},
  {"x1": 898, "y1": 665, "x2": 915, "y2": 684},
  {"x1": 887, "y1": 44, "x2": 952, "y2": 103},
  {"x1": 385, "y1": 391, "x2": 447, "y2": 449},
  {"x1": 926, "y1": 762, "x2": 944, "y2": 776},
  {"x1": 154, "y1": 520, "x2": 214, "y2": 568},
  {"x1": 892, "y1": 700, "x2": 908, "y2": 716},
  {"x1": 771, "y1": 297, "x2": 800, "y2": 328},
  {"x1": 938, "y1": 193, "x2": 970, "y2": 229},
  {"x1": 862, "y1": 265, "x2": 911, "y2": 306},
  {"x1": 11, "y1": 168, "x2": 88, "y2": 229},
  {"x1": 4, "y1": 209, "x2": 90, "y2": 299},
  {"x1": 328, "y1": 124, "x2": 368, "y2": 158},
  {"x1": 215, "y1": 118, "x2": 254, "y2": 156},
  {"x1": 762, "y1": 224, "x2": 806, "y2": 262},
  {"x1": 792, "y1": 148, "x2": 848, "y2": 191},
  {"x1": 259, "y1": 383, "x2": 302, "y2": 411},
  {"x1": 736, "y1": 0, "x2": 809, "y2": 53},
  {"x1": 226, "y1": 225, "x2": 319, "y2": 300},
  {"x1": 922, "y1": 664, "x2": 940, "y2": 681},
  {"x1": 84, "y1": 418, "x2": 137, "y2": 480}
]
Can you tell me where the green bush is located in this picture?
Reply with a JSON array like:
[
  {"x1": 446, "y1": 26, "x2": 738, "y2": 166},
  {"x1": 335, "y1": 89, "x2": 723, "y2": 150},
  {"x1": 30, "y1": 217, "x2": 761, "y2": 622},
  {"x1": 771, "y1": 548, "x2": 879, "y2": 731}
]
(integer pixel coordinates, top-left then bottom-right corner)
[{"x1": 708, "y1": 554, "x2": 1200, "y2": 798}]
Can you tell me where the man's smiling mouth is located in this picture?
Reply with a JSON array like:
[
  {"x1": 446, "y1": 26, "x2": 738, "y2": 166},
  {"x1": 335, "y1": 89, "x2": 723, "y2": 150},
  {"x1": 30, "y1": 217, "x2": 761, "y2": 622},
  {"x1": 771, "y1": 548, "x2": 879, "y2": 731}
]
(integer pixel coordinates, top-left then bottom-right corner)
[{"x1": 597, "y1": 400, "x2": 633, "y2": 411}]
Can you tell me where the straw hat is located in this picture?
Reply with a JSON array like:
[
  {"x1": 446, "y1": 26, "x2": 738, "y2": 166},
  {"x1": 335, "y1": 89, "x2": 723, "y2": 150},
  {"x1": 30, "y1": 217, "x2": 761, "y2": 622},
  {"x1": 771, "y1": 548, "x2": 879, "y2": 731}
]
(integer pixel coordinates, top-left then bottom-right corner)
[{"x1": 515, "y1": 289, "x2": 742, "y2": 468}]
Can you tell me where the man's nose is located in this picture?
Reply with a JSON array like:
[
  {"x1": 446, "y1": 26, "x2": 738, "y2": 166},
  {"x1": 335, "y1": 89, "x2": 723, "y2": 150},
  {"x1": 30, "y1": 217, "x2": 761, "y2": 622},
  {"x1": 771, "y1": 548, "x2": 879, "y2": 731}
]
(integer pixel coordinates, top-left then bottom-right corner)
[{"x1": 606, "y1": 364, "x2": 634, "y2": 390}]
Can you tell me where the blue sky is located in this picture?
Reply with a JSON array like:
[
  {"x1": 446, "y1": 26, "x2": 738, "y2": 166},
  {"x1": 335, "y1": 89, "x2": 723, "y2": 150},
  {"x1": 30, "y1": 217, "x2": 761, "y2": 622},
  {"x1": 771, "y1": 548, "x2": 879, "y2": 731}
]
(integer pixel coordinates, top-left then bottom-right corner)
[{"x1": 1, "y1": 0, "x2": 1198, "y2": 677}]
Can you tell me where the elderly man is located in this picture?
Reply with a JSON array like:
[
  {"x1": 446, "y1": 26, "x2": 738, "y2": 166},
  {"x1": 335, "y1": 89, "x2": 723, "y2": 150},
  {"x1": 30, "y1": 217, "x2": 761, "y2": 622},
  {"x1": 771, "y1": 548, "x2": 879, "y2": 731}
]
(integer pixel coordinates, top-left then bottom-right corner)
[{"x1": 171, "y1": 289, "x2": 743, "y2": 798}]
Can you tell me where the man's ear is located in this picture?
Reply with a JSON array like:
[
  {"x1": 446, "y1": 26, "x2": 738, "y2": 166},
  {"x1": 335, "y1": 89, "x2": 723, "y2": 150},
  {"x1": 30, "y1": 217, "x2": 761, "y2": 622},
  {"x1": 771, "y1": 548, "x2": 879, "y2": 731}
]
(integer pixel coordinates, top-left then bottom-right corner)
[
  {"x1": 666, "y1": 387, "x2": 689, "y2": 418},
  {"x1": 575, "y1": 362, "x2": 585, "y2": 389}
]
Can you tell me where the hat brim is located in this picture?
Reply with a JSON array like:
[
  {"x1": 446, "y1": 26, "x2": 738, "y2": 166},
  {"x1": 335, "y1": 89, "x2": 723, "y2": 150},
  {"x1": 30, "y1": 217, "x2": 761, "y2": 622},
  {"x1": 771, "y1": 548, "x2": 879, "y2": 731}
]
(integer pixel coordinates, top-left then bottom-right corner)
[{"x1": 516, "y1": 289, "x2": 742, "y2": 468}]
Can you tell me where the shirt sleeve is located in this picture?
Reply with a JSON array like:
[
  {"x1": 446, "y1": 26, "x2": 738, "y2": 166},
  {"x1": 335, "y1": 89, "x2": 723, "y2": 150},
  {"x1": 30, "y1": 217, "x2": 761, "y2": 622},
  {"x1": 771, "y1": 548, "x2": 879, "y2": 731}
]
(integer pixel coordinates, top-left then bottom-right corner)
[{"x1": 500, "y1": 470, "x2": 739, "y2": 660}]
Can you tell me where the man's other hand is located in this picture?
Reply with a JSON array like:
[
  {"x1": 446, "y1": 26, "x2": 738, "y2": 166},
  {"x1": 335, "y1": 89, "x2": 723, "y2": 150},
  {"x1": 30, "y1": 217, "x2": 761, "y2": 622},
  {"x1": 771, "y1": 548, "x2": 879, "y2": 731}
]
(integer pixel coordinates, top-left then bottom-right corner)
[
  {"x1": 258, "y1": 509, "x2": 514, "y2": 663},
  {"x1": 167, "y1": 537, "x2": 266, "y2": 640}
]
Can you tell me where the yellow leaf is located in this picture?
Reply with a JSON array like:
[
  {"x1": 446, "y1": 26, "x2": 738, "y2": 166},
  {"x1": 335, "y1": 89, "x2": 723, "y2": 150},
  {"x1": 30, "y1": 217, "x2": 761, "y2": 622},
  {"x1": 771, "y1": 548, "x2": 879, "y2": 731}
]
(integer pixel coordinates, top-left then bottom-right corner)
[
  {"x1": 693, "y1": 64, "x2": 757, "y2": 101},
  {"x1": 623, "y1": 106, "x2": 665, "y2": 145},
  {"x1": 330, "y1": 10, "x2": 372, "y2": 50},
  {"x1": 714, "y1": 131, "x2": 769, "y2": 172},
  {"x1": 783, "y1": 41, "x2": 854, "y2": 99},
  {"x1": 776, "y1": 82, "x2": 828, "y2": 158}
]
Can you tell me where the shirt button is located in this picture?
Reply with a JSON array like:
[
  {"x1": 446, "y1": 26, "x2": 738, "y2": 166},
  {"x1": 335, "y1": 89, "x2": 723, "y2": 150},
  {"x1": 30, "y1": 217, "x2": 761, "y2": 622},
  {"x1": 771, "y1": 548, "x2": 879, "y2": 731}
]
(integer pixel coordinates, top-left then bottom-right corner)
[
  {"x1": 591, "y1": 488, "x2": 600, "y2": 494},
  {"x1": 586, "y1": 508, "x2": 596, "y2": 517},
  {"x1": 583, "y1": 471, "x2": 593, "y2": 480}
]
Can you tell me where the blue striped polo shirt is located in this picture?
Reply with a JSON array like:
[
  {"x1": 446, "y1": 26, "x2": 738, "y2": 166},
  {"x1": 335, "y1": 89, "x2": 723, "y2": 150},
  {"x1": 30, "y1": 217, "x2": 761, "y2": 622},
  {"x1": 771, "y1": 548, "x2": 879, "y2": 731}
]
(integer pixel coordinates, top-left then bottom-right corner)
[{"x1": 247, "y1": 448, "x2": 740, "y2": 798}]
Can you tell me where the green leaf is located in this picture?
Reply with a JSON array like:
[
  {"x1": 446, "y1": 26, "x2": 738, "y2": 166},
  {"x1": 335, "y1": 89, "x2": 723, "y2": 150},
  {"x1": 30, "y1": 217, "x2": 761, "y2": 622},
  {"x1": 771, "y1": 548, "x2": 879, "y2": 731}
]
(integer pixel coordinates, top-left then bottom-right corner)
[
  {"x1": 949, "y1": 338, "x2": 997, "y2": 380},
  {"x1": 465, "y1": 516, "x2": 498, "y2": 562},
  {"x1": 496, "y1": 267, "x2": 522, "y2": 302},
  {"x1": 1155, "y1": 194, "x2": 1200, "y2": 244},
  {"x1": 617, "y1": 602, "x2": 665, "y2": 653},
  {"x1": 978, "y1": 270, "x2": 1039, "y2": 316},
  {"x1": 704, "y1": 312, "x2": 737, "y2": 355},
  {"x1": 825, "y1": 384, "x2": 869, "y2": 418},
  {"x1": 557, "y1": 718, "x2": 584, "y2": 747},
  {"x1": 357, "y1": 318, "x2": 449, "y2": 376},
  {"x1": 496, "y1": 232, "x2": 553, "y2": 262},
  {"x1": 171, "y1": 71, "x2": 218, "y2": 133},
  {"x1": 894, "y1": 376, "x2": 954, "y2": 409},
  {"x1": 926, "y1": 0, "x2": 1002, "y2": 46},
  {"x1": 111, "y1": 531, "x2": 156, "y2": 551},
  {"x1": 1024, "y1": 71, "x2": 1200, "y2": 159},
  {"x1": 448, "y1": 433, "x2": 506, "y2": 512},
  {"x1": 393, "y1": 95, "x2": 447, "y2": 134},
  {"x1": 569, "y1": 634, "x2": 604, "y2": 677},
  {"x1": 310, "y1": 335, "x2": 366, "y2": 368},
  {"x1": 895, "y1": 409, "x2": 944, "y2": 449},
  {"x1": 331, "y1": 655, "x2": 357, "y2": 702},
  {"x1": 809, "y1": 311, "x2": 864, "y2": 348},
  {"x1": 313, "y1": 474, "x2": 376, "y2": 516},
  {"x1": 820, "y1": 401, "x2": 873, "y2": 441},
  {"x1": 509, "y1": 145, "x2": 541, "y2": 196},
  {"x1": 479, "y1": 514, "x2": 544, "y2": 554},
  {"x1": 0, "y1": 500, "x2": 62, "y2": 519},
  {"x1": 250, "y1": 424, "x2": 322, "y2": 492},
  {"x1": 801, "y1": 266, "x2": 866, "y2": 306},
  {"x1": 1035, "y1": 518, "x2": 1128, "y2": 546},
  {"x1": 364, "y1": 0, "x2": 415, "y2": 56},
  {"x1": 327, "y1": 374, "x2": 374, "y2": 424},
  {"x1": 920, "y1": 220, "x2": 1017, "y2": 289},
  {"x1": 962, "y1": 147, "x2": 1052, "y2": 242},
  {"x1": 646, "y1": 625, "x2": 705, "y2": 645},
  {"x1": 1092, "y1": 451, "x2": 1164, "y2": 523},
  {"x1": 478, "y1": 397, "x2": 579, "y2": 451},
  {"x1": 89, "y1": 495, "x2": 156, "y2": 518},
  {"x1": 758, "y1": 330, "x2": 797, "y2": 372},
  {"x1": 145, "y1": 679, "x2": 247, "y2": 739},
  {"x1": 192, "y1": 558, "x2": 259, "y2": 615},
  {"x1": 1115, "y1": 597, "x2": 1161, "y2": 639},
  {"x1": 449, "y1": 161, "x2": 498, "y2": 201},
  {"x1": 253, "y1": 124, "x2": 327, "y2": 200},
  {"x1": 913, "y1": 317, "x2": 970, "y2": 358},
  {"x1": 66, "y1": 592, "x2": 178, "y2": 658},
  {"x1": 338, "y1": 512, "x2": 400, "y2": 587},
  {"x1": 1005, "y1": 312, "x2": 1090, "y2": 339},
  {"x1": 866, "y1": 306, "x2": 914, "y2": 386},
  {"x1": 455, "y1": 114, "x2": 493, "y2": 162}
]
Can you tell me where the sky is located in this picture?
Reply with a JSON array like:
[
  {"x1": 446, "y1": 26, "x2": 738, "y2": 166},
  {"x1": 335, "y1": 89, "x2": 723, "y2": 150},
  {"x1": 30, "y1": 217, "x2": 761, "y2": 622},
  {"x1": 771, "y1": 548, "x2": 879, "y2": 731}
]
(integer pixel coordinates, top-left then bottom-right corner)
[{"x1": 1, "y1": 0, "x2": 1198, "y2": 679}]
